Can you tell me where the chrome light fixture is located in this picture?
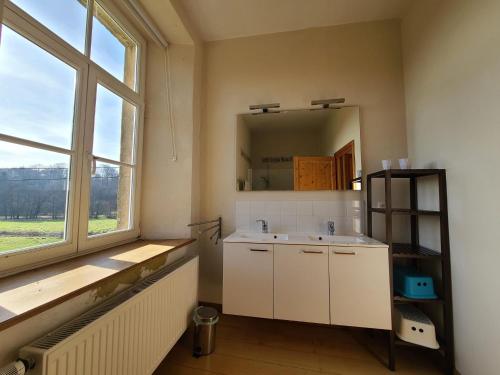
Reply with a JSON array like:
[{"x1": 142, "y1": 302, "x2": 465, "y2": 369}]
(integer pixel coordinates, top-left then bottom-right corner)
[
  {"x1": 311, "y1": 98, "x2": 346, "y2": 109},
  {"x1": 249, "y1": 103, "x2": 280, "y2": 114}
]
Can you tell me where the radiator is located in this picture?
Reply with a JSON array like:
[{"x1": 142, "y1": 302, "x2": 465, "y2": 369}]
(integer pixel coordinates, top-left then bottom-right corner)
[{"x1": 17, "y1": 256, "x2": 198, "y2": 375}]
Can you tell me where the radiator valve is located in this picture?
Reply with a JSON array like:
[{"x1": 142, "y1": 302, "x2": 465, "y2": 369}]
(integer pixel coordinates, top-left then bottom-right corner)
[{"x1": 0, "y1": 358, "x2": 35, "y2": 375}]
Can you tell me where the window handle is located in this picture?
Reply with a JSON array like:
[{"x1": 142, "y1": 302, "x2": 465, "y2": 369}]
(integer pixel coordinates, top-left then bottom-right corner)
[{"x1": 91, "y1": 157, "x2": 97, "y2": 176}]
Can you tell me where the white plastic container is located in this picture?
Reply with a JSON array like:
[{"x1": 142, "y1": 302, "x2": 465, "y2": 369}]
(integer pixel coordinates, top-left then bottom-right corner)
[
  {"x1": 399, "y1": 158, "x2": 411, "y2": 169},
  {"x1": 382, "y1": 159, "x2": 392, "y2": 170},
  {"x1": 394, "y1": 304, "x2": 439, "y2": 349}
]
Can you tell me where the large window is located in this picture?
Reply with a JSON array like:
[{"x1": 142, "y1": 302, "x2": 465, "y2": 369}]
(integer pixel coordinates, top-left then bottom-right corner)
[{"x1": 0, "y1": 0, "x2": 144, "y2": 273}]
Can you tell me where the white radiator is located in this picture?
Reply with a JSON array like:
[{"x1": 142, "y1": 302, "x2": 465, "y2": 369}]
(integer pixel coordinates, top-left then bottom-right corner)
[{"x1": 17, "y1": 256, "x2": 198, "y2": 375}]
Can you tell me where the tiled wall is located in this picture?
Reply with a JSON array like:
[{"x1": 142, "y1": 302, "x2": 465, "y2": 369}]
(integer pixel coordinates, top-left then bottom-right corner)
[{"x1": 235, "y1": 200, "x2": 364, "y2": 235}]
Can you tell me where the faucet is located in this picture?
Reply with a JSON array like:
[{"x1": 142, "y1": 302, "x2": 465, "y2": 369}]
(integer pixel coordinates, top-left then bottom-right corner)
[
  {"x1": 327, "y1": 221, "x2": 335, "y2": 235},
  {"x1": 256, "y1": 219, "x2": 269, "y2": 233}
]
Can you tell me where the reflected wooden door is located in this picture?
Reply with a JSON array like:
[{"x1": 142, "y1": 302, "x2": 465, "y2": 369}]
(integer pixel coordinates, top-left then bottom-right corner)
[
  {"x1": 293, "y1": 156, "x2": 336, "y2": 191},
  {"x1": 334, "y1": 141, "x2": 355, "y2": 190}
]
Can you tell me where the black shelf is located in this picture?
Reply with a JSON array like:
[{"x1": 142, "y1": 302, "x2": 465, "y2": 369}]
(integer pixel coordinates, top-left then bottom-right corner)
[
  {"x1": 395, "y1": 338, "x2": 446, "y2": 357},
  {"x1": 392, "y1": 243, "x2": 442, "y2": 259},
  {"x1": 394, "y1": 295, "x2": 443, "y2": 304},
  {"x1": 367, "y1": 169, "x2": 454, "y2": 375},
  {"x1": 369, "y1": 208, "x2": 441, "y2": 216},
  {"x1": 368, "y1": 169, "x2": 445, "y2": 179}
]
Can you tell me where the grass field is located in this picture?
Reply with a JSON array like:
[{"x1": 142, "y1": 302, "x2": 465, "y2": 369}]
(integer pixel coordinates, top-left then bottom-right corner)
[{"x1": 0, "y1": 218, "x2": 118, "y2": 252}]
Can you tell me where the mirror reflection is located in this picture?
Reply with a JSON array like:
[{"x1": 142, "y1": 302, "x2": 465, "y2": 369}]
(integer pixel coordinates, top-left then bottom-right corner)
[{"x1": 236, "y1": 106, "x2": 362, "y2": 191}]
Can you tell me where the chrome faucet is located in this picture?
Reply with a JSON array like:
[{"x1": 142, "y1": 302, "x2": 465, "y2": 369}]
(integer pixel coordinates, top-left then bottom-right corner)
[
  {"x1": 256, "y1": 219, "x2": 269, "y2": 233},
  {"x1": 327, "y1": 221, "x2": 335, "y2": 235}
]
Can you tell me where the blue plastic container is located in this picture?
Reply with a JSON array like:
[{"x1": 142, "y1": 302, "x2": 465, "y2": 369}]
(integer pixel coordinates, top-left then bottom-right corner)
[{"x1": 394, "y1": 266, "x2": 437, "y2": 299}]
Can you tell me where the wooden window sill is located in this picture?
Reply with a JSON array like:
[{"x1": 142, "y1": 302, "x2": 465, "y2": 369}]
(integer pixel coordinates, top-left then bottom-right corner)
[{"x1": 0, "y1": 238, "x2": 195, "y2": 331}]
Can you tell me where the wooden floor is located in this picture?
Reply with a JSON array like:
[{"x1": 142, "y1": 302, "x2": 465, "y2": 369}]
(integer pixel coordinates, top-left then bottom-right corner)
[{"x1": 155, "y1": 314, "x2": 444, "y2": 375}]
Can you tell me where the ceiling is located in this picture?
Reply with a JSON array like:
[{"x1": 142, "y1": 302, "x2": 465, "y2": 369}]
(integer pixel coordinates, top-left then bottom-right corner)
[{"x1": 180, "y1": 0, "x2": 413, "y2": 41}]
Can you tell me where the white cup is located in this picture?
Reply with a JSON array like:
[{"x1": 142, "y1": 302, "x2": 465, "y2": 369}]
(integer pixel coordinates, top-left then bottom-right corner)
[
  {"x1": 382, "y1": 160, "x2": 392, "y2": 170},
  {"x1": 399, "y1": 158, "x2": 410, "y2": 169}
]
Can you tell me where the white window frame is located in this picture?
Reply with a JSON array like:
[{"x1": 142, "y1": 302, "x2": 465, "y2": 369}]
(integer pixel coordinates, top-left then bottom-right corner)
[{"x1": 0, "y1": 0, "x2": 146, "y2": 275}]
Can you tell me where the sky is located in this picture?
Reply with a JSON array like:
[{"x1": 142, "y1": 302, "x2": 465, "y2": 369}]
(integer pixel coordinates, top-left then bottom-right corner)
[{"x1": 0, "y1": 0, "x2": 135, "y2": 168}]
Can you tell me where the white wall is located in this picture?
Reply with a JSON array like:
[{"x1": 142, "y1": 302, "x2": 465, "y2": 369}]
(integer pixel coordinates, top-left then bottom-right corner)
[
  {"x1": 199, "y1": 20, "x2": 408, "y2": 303},
  {"x1": 402, "y1": 1, "x2": 500, "y2": 374}
]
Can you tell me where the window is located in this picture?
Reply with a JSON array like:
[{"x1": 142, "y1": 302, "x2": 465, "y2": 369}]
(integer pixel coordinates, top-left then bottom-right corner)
[
  {"x1": 9, "y1": 0, "x2": 87, "y2": 52},
  {"x1": 0, "y1": 0, "x2": 145, "y2": 272},
  {"x1": 91, "y1": 2, "x2": 138, "y2": 90},
  {"x1": 88, "y1": 84, "x2": 137, "y2": 237}
]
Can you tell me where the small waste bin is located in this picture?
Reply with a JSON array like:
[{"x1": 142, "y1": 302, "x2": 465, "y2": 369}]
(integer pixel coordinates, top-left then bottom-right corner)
[{"x1": 193, "y1": 306, "x2": 219, "y2": 357}]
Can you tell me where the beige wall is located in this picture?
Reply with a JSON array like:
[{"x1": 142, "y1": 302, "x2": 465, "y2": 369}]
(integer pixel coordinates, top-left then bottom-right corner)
[
  {"x1": 140, "y1": 42, "x2": 199, "y2": 238},
  {"x1": 402, "y1": 1, "x2": 500, "y2": 374},
  {"x1": 199, "y1": 20, "x2": 408, "y2": 303}
]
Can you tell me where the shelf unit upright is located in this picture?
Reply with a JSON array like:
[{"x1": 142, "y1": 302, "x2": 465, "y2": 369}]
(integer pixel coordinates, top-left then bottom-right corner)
[{"x1": 366, "y1": 169, "x2": 454, "y2": 375}]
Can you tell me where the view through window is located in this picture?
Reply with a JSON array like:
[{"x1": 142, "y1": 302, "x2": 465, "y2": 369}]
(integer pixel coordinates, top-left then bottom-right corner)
[{"x1": 0, "y1": 0, "x2": 142, "y2": 258}]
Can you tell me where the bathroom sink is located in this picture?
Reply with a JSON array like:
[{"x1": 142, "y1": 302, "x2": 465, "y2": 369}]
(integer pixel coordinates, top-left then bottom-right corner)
[
  {"x1": 236, "y1": 232, "x2": 289, "y2": 241},
  {"x1": 224, "y1": 232, "x2": 385, "y2": 247}
]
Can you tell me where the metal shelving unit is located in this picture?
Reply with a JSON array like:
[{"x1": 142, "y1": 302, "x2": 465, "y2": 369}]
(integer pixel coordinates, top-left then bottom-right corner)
[{"x1": 367, "y1": 169, "x2": 454, "y2": 374}]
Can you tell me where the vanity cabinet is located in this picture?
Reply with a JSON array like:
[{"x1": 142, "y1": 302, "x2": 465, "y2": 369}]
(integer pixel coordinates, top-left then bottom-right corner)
[
  {"x1": 223, "y1": 238, "x2": 391, "y2": 330},
  {"x1": 329, "y1": 246, "x2": 391, "y2": 329},
  {"x1": 274, "y1": 245, "x2": 330, "y2": 324},
  {"x1": 223, "y1": 242, "x2": 274, "y2": 318}
]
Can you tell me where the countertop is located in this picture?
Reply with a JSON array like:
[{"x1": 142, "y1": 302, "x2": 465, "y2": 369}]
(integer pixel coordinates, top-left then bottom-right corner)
[{"x1": 223, "y1": 232, "x2": 387, "y2": 248}]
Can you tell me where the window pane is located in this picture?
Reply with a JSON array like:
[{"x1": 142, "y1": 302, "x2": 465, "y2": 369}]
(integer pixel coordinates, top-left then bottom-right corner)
[
  {"x1": 93, "y1": 84, "x2": 136, "y2": 163},
  {"x1": 0, "y1": 26, "x2": 77, "y2": 149},
  {"x1": 88, "y1": 162, "x2": 132, "y2": 236},
  {"x1": 10, "y1": 0, "x2": 87, "y2": 52},
  {"x1": 0, "y1": 141, "x2": 70, "y2": 253},
  {"x1": 91, "y1": 2, "x2": 137, "y2": 90}
]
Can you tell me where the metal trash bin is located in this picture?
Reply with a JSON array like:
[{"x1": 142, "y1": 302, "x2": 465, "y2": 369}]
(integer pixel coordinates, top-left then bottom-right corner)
[{"x1": 193, "y1": 306, "x2": 219, "y2": 357}]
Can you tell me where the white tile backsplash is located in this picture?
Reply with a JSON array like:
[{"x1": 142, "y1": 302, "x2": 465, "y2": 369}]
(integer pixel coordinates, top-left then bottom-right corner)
[
  {"x1": 236, "y1": 199, "x2": 363, "y2": 235},
  {"x1": 267, "y1": 201, "x2": 282, "y2": 215},
  {"x1": 297, "y1": 201, "x2": 313, "y2": 215},
  {"x1": 281, "y1": 215, "x2": 297, "y2": 232},
  {"x1": 297, "y1": 215, "x2": 316, "y2": 233},
  {"x1": 235, "y1": 200, "x2": 250, "y2": 215},
  {"x1": 250, "y1": 201, "x2": 267, "y2": 215},
  {"x1": 280, "y1": 201, "x2": 297, "y2": 216}
]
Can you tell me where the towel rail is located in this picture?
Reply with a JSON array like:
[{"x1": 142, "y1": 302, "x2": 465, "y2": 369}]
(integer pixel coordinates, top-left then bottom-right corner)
[{"x1": 187, "y1": 217, "x2": 222, "y2": 244}]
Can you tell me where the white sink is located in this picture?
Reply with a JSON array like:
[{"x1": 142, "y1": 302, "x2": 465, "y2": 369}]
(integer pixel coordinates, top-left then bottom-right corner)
[
  {"x1": 237, "y1": 232, "x2": 289, "y2": 241},
  {"x1": 224, "y1": 231, "x2": 386, "y2": 247}
]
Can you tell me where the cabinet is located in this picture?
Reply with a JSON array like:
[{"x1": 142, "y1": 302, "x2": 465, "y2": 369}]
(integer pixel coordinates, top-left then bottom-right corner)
[
  {"x1": 329, "y1": 246, "x2": 391, "y2": 329},
  {"x1": 223, "y1": 241, "x2": 390, "y2": 330},
  {"x1": 223, "y1": 242, "x2": 273, "y2": 318},
  {"x1": 274, "y1": 245, "x2": 330, "y2": 324}
]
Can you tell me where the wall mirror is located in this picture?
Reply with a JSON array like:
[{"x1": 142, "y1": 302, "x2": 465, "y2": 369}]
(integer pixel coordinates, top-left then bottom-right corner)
[{"x1": 236, "y1": 106, "x2": 362, "y2": 191}]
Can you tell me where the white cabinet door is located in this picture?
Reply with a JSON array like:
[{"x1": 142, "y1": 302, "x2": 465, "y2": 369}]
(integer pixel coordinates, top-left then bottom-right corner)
[
  {"x1": 223, "y1": 242, "x2": 274, "y2": 318},
  {"x1": 274, "y1": 244, "x2": 330, "y2": 324},
  {"x1": 330, "y1": 246, "x2": 391, "y2": 329}
]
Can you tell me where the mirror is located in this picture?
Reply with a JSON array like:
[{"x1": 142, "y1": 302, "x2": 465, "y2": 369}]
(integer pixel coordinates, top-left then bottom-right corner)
[{"x1": 236, "y1": 106, "x2": 362, "y2": 191}]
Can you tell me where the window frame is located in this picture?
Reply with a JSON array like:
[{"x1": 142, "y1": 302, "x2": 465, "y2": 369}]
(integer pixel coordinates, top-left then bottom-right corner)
[{"x1": 0, "y1": 0, "x2": 146, "y2": 275}]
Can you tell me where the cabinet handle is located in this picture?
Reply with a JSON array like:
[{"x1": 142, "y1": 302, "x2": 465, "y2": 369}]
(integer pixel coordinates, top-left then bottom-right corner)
[
  {"x1": 249, "y1": 248, "x2": 269, "y2": 252},
  {"x1": 333, "y1": 250, "x2": 356, "y2": 255},
  {"x1": 301, "y1": 249, "x2": 324, "y2": 254}
]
